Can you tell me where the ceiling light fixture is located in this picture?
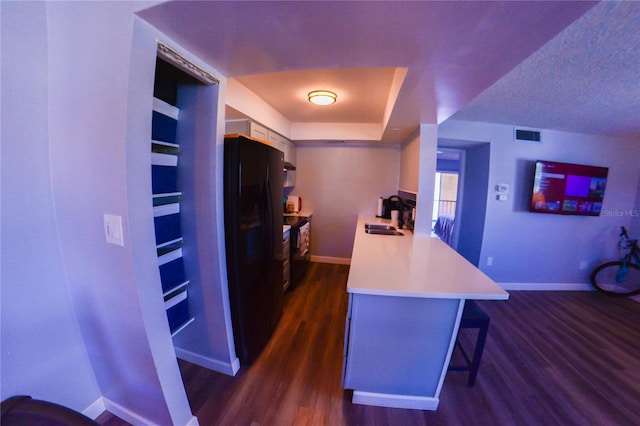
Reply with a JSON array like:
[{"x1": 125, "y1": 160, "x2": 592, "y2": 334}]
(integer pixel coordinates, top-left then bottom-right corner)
[{"x1": 308, "y1": 90, "x2": 337, "y2": 106}]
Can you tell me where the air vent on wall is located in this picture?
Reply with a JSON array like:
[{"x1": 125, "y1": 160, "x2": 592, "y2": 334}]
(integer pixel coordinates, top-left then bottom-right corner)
[{"x1": 514, "y1": 127, "x2": 541, "y2": 143}]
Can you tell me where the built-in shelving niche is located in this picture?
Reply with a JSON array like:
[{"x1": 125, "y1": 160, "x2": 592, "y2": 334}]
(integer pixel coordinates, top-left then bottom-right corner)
[
  {"x1": 152, "y1": 43, "x2": 218, "y2": 339},
  {"x1": 151, "y1": 96, "x2": 193, "y2": 336}
]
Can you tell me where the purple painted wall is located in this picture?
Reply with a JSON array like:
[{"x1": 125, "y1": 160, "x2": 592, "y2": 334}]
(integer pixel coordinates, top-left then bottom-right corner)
[
  {"x1": 439, "y1": 119, "x2": 640, "y2": 288},
  {"x1": 291, "y1": 144, "x2": 400, "y2": 260},
  {"x1": 1, "y1": 2, "x2": 202, "y2": 424},
  {"x1": 1, "y1": 0, "x2": 101, "y2": 410}
]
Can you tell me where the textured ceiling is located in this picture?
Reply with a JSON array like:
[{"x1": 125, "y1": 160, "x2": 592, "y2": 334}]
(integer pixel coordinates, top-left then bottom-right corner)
[
  {"x1": 137, "y1": 1, "x2": 639, "y2": 143},
  {"x1": 451, "y1": 1, "x2": 640, "y2": 140}
]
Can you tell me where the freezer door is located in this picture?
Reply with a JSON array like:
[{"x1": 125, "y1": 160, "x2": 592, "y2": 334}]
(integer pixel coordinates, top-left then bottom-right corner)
[
  {"x1": 224, "y1": 137, "x2": 271, "y2": 363},
  {"x1": 267, "y1": 145, "x2": 284, "y2": 329}
]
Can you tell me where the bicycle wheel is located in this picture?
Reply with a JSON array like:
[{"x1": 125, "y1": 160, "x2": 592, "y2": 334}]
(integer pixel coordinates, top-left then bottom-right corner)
[{"x1": 590, "y1": 261, "x2": 640, "y2": 296}]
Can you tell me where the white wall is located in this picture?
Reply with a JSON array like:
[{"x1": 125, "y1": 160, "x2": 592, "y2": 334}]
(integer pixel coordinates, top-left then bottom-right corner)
[
  {"x1": 227, "y1": 79, "x2": 291, "y2": 138},
  {"x1": 2, "y1": 2, "x2": 205, "y2": 424},
  {"x1": 46, "y1": 4, "x2": 192, "y2": 423},
  {"x1": 414, "y1": 124, "x2": 438, "y2": 235},
  {"x1": 439, "y1": 119, "x2": 640, "y2": 287},
  {"x1": 0, "y1": 1, "x2": 101, "y2": 410},
  {"x1": 399, "y1": 131, "x2": 420, "y2": 193},
  {"x1": 171, "y1": 82, "x2": 240, "y2": 376},
  {"x1": 291, "y1": 144, "x2": 400, "y2": 260},
  {"x1": 631, "y1": 173, "x2": 640, "y2": 238}
]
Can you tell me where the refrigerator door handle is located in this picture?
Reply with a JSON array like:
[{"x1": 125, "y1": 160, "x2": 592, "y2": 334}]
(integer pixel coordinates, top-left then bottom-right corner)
[{"x1": 264, "y1": 180, "x2": 274, "y2": 268}]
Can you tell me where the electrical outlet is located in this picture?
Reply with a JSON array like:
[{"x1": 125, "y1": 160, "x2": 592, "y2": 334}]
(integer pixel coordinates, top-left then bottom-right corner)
[{"x1": 487, "y1": 256, "x2": 494, "y2": 266}]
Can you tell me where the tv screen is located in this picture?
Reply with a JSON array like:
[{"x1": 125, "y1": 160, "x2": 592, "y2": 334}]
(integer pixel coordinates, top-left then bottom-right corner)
[{"x1": 530, "y1": 160, "x2": 608, "y2": 216}]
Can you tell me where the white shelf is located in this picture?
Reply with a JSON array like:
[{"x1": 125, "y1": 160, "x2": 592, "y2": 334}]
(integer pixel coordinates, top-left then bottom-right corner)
[
  {"x1": 163, "y1": 281, "x2": 189, "y2": 299},
  {"x1": 157, "y1": 238, "x2": 183, "y2": 266},
  {"x1": 157, "y1": 248, "x2": 182, "y2": 266},
  {"x1": 152, "y1": 140, "x2": 180, "y2": 149},
  {"x1": 153, "y1": 97, "x2": 179, "y2": 119},
  {"x1": 156, "y1": 237, "x2": 183, "y2": 249},
  {"x1": 151, "y1": 152, "x2": 178, "y2": 167},
  {"x1": 170, "y1": 317, "x2": 194, "y2": 337},
  {"x1": 154, "y1": 203, "x2": 180, "y2": 217},
  {"x1": 152, "y1": 93, "x2": 194, "y2": 341},
  {"x1": 164, "y1": 287, "x2": 187, "y2": 310},
  {"x1": 153, "y1": 192, "x2": 182, "y2": 199}
]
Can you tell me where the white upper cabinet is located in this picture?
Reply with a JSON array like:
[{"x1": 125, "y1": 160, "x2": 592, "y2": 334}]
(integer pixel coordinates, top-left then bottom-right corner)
[
  {"x1": 225, "y1": 120, "x2": 296, "y2": 187},
  {"x1": 275, "y1": 133, "x2": 287, "y2": 154},
  {"x1": 249, "y1": 122, "x2": 269, "y2": 142},
  {"x1": 268, "y1": 130, "x2": 279, "y2": 148},
  {"x1": 225, "y1": 119, "x2": 296, "y2": 166},
  {"x1": 285, "y1": 140, "x2": 296, "y2": 165},
  {"x1": 225, "y1": 119, "x2": 271, "y2": 145}
]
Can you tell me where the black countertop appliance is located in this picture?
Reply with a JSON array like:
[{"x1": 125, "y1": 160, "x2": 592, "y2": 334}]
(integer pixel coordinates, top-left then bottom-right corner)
[
  {"x1": 380, "y1": 195, "x2": 403, "y2": 219},
  {"x1": 224, "y1": 135, "x2": 283, "y2": 365},
  {"x1": 379, "y1": 195, "x2": 415, "y2": 230}
]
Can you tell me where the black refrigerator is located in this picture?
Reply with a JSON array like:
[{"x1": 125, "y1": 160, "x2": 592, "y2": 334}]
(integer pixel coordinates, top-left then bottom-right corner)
[{"x1": 224, "y1": 135, "x2": 284, "y2": 364}]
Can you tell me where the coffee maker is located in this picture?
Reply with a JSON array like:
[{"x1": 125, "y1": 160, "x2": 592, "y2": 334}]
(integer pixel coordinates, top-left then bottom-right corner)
[
  {"x1": 378, "y1": 195, "x2": 403, "y2": 219},
  {"x1": 377, "y1": 195, "x2": 415, "y2": 231}
]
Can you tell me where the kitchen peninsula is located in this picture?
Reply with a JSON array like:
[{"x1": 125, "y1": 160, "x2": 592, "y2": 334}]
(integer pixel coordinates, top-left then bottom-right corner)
[{"x1": 342, "y1": 216, "x2": 508, "y2": 410}]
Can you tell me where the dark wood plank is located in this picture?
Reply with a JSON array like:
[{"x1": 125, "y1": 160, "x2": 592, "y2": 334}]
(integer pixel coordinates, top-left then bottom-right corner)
[{"x1": 172, "y1": 263, "x2": 640, "y2": 425}]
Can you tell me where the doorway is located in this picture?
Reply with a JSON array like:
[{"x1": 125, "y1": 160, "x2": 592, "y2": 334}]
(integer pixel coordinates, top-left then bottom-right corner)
[
  {"x1": 433, "y1": 149, "x2": 463, "y2": 248},
  {"x1": 435, "y1": 140, "x2": 490, "y2": 266}
]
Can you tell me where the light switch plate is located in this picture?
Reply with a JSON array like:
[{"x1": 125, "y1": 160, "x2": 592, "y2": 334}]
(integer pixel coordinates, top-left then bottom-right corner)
[
  {"x1": 495, "y1": 183, "x2": 510, "y2": 193},
  {"x1": 104, "y1": 214, "x2": 124, "y2": 246}
]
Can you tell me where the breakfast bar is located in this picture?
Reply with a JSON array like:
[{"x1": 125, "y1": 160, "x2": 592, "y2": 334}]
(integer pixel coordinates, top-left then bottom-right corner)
[{"x1": 342, "y1": 216, "x2": 508, "y2": 410}]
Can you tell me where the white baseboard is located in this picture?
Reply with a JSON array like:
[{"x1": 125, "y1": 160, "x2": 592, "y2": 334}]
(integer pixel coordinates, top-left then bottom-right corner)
[
  {"x1": 83, "y1": 397, "x2": 106, "y2": 420},
  {"x1": 101, "y1": 397, "x2": 160, "y2": 426},
  {"x1": 352, "y1": 391, "x2": 439, "y2": 410},
  {"x1": 174, "y1": 347, "x2": 240, "y2": 376},
  {"x1": 499, "y1": 282, "x2": 593, "y2": 291},
  {"x1": 185, "y1": 415, "x2": 201, "y2": 426},
  {"x1": 310, "y1": 255, "x2": 351, "y2": 265},
  {"x1": 86, "y1": 396, "x2": 199, "y2": 426}
]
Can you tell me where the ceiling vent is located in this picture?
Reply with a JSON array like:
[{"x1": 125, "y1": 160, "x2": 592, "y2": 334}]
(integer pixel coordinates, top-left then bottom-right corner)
[{"x1": 514, "y1": 127, "x2": 541, "y2": 143}]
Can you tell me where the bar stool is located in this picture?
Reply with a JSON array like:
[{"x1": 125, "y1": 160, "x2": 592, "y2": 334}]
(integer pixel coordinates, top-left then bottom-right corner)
[{"x1": 448, "y1": 300, "x2": 491, "y2": 387}]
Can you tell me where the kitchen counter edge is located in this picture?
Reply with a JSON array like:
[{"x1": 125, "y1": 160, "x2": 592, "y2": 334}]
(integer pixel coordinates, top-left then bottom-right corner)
[{"x1": 346, "y1": 216, "x2": 509, "y2": 301}]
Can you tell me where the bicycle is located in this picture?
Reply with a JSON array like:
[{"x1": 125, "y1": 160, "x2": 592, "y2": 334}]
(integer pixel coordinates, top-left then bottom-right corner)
[{"x1": 590, "y1": 226, "x2": 640, "y2": 296}]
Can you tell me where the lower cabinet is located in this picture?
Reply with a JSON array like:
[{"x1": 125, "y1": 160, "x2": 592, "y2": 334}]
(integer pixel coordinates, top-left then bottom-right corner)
[{"x1": 342, "y1": 293, "x2": 461, "y2": 409}]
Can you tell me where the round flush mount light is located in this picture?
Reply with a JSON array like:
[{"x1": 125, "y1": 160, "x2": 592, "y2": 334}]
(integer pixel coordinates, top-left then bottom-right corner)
[{"x1": 308, "y1": 90, "x2": 337, "y2": 106}]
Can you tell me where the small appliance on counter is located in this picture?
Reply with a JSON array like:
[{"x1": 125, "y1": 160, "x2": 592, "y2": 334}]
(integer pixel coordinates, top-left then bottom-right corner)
[
  {"x1": 285, "y1": 195, "x2": 302, "y2": 213},
  {"x1": 377, "y1": 195, "x2": 403, "y2": 219},
  {"x1": 377, "y1": 195, "x2": 416, "y2": 231}
]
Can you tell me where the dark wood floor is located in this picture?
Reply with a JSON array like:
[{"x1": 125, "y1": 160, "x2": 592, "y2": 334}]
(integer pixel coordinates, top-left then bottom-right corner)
[
  {"x1": 102, "y1": 262, "x2": 640, "y2": 425},
  {"x1": 177, "y1": 262, "x2": 640, "y2": 425}
]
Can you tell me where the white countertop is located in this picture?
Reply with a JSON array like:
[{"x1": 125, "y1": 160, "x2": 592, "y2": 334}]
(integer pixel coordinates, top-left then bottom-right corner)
[
  {"x1": 284, "y1": 211, "x2": 313, "y2": 218},
  {"x1": 347, "y1": 216, "x2": 509, "y2": 300}
]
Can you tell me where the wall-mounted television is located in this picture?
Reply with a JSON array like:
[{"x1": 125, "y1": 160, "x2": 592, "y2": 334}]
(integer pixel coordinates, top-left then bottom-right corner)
[{"x1": 530, "y1": 160, "x2": 608, "y2": 216}]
